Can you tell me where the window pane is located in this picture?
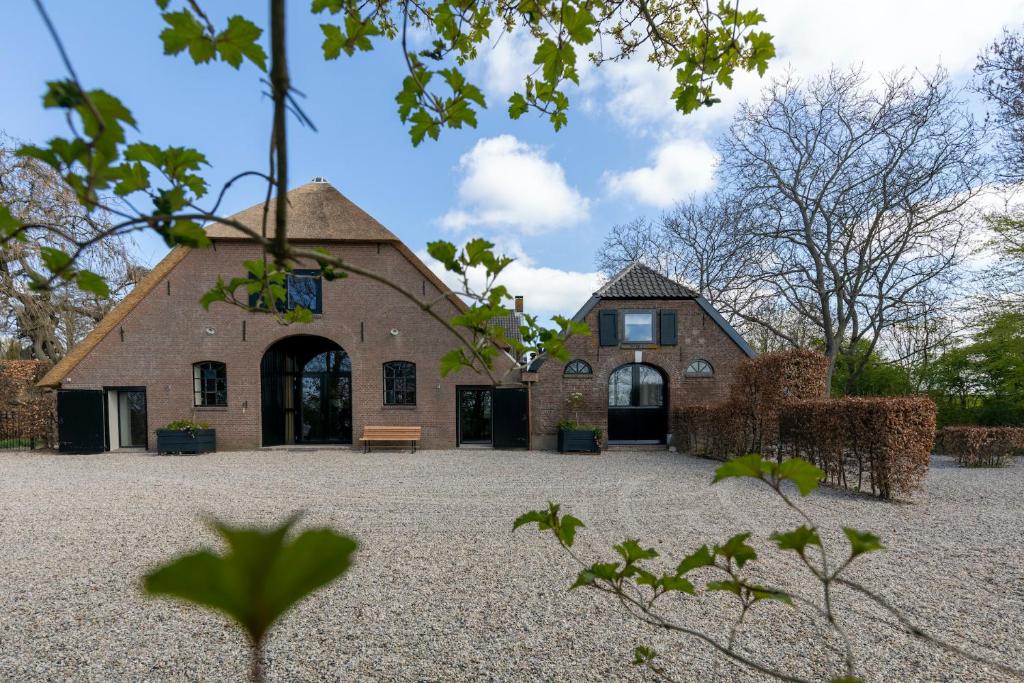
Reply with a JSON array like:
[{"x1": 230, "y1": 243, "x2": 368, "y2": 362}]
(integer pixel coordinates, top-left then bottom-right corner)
[
  {"x1": 623, "y1": 312, "x2": 653, "y2": 342},
  {"x1": 383, "y1": 361, "x2": 416, "y2": 405},
  {"x1": 608, "y1": 366, "x2": 633, "y2": 406},
  {"x1": 287, "y1": 272, "x2": 321, "y2": 312}
]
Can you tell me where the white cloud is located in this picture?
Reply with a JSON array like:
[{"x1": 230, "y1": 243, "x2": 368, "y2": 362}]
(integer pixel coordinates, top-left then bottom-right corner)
[
  {"x1": 605, "y1": 138, "x2": 718, "y2": 207},
  {"x1": 439, "y1": 135, "x2": 590, "y2": 234},
  {"x1": 419, "y1": 242, "x2": 603, "y2": 323},
  {"x1": 474, "y1": 30, "x2": 537, "y2": 101}
]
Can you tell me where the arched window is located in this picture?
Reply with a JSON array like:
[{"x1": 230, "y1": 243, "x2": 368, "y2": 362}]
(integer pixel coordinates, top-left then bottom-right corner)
[
  {"x1": 193, "y1": 361, "x2": 227, "y2": 406},
  {"x1": 383, "y1": 361, "x2": 416, "y2": 405},
  {"x1": 608, "y1": 363, "x2": 664, "y2": 407},
  {"x1": 563, "y1": 359, "x2": 593, "y2": 376},
  {"x1": 686, "y1": 359, "x2": 714, "y2": 377}
]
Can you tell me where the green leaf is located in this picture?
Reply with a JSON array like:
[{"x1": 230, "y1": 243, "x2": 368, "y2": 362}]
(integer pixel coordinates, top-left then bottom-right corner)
[
  {"x1": 39, "y1": 246, "x2": 72, "y2": 275},
  {"x1": 217, "y1": 15, "x2": 267, "y2": 71},
  {"x1": 750, "y1": 586, "x2": 794, "y2": 605},
  {"x1": 76, "y1": 270, "x2": 110, "y2": 298},
  {"x1": 676, "y1": 545, "x2": 715, "y2": 575},
  {"x1": 714, "y1": 532, "x2": 757, "y2": 568},
  {"x1": 843, "y1": 528, "x2": 883, "y2": 559},
  {"x1": 513, "y1": 502, "x2": 585, "y2": 547},
  {"x1": 713, "y1": 453, "x2": 768, "y2": 484},
  {"x1": 508, "y1": 92, "x2": 529, "y2": 119},
  {"x1": 0, "y1": 204, "x2": 20, "y2": 239},
  {"x1": 777, "y1": 458, "x2": 824, "y2": 496},
  {"x1": 160, "y1": 10, "x2": 214, "y2": 64},
  {"x1": 770, "y1": 525, "x2": 821, "y2": 554},
  {"x1": 143, "y1": 515, "x2": 357, "y2": 644},
  {"x1": 614, "y1": 539, "x2": 658, "y2": 564},
  {"x1": 633, "y1": 645, "x2": 657, "y2": 666}
]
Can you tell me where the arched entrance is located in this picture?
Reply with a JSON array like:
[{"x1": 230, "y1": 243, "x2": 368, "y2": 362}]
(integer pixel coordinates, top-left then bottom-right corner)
[
  {"x1": 261, "y1": 335, "x2": 352, "y2": 446},
  {"x1": 607, "y1": 363, "x2": 668, "y2": 444}
]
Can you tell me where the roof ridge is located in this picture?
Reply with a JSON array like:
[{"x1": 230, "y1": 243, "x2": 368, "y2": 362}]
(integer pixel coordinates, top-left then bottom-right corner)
[{"x1": 595, "y1": 260, "x2": 641, "y2": 296}]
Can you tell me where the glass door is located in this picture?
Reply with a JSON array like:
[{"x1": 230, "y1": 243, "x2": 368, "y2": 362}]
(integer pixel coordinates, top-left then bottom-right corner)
[
  {"x1": 117, "y1": 390, "x2": 147, "y2": 448},
  {"x1": 458, "y1": 388, "x2": 493, "y2": 444}
]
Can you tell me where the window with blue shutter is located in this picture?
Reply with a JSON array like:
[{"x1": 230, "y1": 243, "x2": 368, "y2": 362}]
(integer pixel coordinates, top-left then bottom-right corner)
[
  {"x1": 599, "y1": 310, "x2": 618, "y2": 346},
  {"x1": 659, "y1": 310, "x2": 677, "y2": 345}
]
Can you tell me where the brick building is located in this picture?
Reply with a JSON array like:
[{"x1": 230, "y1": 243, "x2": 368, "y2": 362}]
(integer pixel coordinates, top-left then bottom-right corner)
[
  {"x1": 39, "y1": 180, "x2": 753, "y2": 453},
  {"x1": 527, "y1": 262, "x2": 754, "y2": 449}
]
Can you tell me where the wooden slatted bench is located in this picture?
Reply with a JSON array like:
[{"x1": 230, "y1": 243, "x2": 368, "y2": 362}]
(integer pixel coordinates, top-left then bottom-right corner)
[{"x1": 359, "y1": 426, "x2": 421, "y2": 453}]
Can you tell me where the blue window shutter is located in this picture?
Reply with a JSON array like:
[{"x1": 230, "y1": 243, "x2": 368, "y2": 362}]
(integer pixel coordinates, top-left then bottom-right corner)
[
  {"x1": 659, "y1": 310, "x2": 677, "y2": 345},
  {"x1": 599, "y1": 310, "x2": 618, "y2": 346}
]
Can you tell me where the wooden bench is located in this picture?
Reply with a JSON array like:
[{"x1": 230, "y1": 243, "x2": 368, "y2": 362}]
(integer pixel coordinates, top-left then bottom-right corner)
[{"x1": 359, "y1": 426, "x2": 421, "y2": 453}]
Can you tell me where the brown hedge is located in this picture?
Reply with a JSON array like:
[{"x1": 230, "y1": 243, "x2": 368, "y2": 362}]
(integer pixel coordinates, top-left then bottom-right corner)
[
  {"x1": 0, "y1": 360, "x2": 55, "y2": 447},
  {"x1": 778, "y1": 397, "x2": 936, "y2": 499},
  {"x1": 940, "y1": 426, "x2": 1024, "y2": 467},
  {"x1": 675, "y1": 349, "x2": 828, "y2": 457}
]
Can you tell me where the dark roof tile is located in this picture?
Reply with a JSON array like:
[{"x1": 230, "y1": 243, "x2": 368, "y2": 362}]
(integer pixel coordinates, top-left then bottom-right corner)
[{"x1": 596, "y1": 262, "x2": 696, "y2": 299}]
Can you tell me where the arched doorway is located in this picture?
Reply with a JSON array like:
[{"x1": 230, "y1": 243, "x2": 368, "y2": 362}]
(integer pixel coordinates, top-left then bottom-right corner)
[
  {"x1": 261, "y1": 335, "x2": 352, "y2": 446},
  {"x1": 607, "y1": 363, "x2": 668, "y2": 444}
]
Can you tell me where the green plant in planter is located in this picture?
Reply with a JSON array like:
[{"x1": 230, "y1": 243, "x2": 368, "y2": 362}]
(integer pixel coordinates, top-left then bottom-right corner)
[
  {"x1": 558, "y1": 420, "x2": 602, "y2": 441},
  {"x1": 143, "y1": 514, "x2": 357, "y2": 683},
  {"x1": 163, "y1": 419, "x2": 210, "y2": 436}
]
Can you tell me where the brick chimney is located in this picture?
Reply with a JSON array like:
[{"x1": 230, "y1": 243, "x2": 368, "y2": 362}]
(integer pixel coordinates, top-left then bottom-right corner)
[{"x1": 514, "y1": 295, "x2": 524, "y2": 313}]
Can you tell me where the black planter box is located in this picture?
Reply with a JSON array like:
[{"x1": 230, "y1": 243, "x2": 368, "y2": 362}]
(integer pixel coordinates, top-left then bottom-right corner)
[
  {"x1": 156, "y1": 429, "x2": 216, "y2": 455},
  {"x1": 558, "y1": 429, "x2": 600, "y2": 453}
]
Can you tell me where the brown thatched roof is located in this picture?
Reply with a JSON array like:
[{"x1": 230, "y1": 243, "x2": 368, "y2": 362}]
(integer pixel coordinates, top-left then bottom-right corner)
[{"x1": 204, "y1": 181, "x2": 400, "y2": 242}]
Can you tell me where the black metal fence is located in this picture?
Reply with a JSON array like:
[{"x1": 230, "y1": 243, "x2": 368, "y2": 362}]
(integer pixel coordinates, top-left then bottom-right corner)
[{"x1": 0, "y1": 410, "x2": 45, "y2": 450}]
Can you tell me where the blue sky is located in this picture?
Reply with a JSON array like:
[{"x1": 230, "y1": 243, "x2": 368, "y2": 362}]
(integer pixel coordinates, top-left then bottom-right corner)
[{"x1": 2, "y1": 1, "x2": 1023, "y2": 320}]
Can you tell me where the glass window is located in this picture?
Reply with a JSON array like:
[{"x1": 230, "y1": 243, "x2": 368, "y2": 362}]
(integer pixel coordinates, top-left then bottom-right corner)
[
  {"x1": 383, "y1": 361, "x2": 416, "y2": 405},
  {"x1": 287, "y1": 270, "x2": 322, "y2": 314},
  {"x1": 686, "y1": 359, "x2": 714, "y2": 377},
  {"x1": 608, "y1": 363, "x2": 664, "y2": 407},
  {"x1": 563, "y1": 359, "x2": 593, "y2": 376},
  {"x1": 622, "y1": 311, "x2": 654, "y2": 343},
  {"x1": 193, "y1": 361, "x2": 227, "y2": 406}
]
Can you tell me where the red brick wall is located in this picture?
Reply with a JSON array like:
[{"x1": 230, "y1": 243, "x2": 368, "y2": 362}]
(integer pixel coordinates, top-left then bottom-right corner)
[
  {"x1": 60, "y1": 241, "x2": 512, "y2": 450},
  {"x1": 529, "y1": 298, "x2": 750, "y2": 449}
]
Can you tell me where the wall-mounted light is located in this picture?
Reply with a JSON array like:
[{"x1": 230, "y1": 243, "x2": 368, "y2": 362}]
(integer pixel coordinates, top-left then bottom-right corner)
[
  {"x1": 205, "y1": 326, "x2": 216, "y2": 336},
  {"x1": 390, "y1": 328, "x2": 400, "y2": 337}
]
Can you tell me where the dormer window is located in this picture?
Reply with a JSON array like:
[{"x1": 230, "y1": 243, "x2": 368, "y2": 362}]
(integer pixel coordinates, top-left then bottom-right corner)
[
  {"x1": 287, "y1": 270, "x2": 322, "y2": 314},
  {"x1": 622, "y1": 311, "x2": 654, "y2": 343}
]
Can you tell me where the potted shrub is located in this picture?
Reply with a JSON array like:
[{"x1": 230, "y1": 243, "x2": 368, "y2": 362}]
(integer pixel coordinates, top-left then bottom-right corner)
[
  {"x1": 156, "y1": 420, "x2": 215, "y2": 455},
  {"x1": 558, "y1": 392, "x2": 601, "y2": 453}
]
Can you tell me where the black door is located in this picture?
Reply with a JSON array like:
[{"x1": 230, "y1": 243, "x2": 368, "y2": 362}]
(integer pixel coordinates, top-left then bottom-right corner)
[
  {"x1": 458, "y1": 387, "x2": 493, "y2": 444},
  {"x1": 57, "y1": 390, "x2": 105, "y2": 454},
  {"x1": 608, "y1": 363, "x2": 667, "y2": 444},
  {"x1": 493, "y1": 387, "x2": 529, "y2": 449}
]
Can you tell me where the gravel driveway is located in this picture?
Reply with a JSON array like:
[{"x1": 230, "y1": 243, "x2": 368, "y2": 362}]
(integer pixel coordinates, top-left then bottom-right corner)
[{"x1": 0, "y1": 449, "x2": 1021, "y2": 682}]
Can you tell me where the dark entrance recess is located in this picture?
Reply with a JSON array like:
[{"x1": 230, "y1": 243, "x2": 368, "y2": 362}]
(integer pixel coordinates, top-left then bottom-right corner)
[
  {"x1": 457, "y1": 386, "x2": 529, "y2": 448},
  {"x1": 57, "y1": 389, "x2": 106, "y2": 454},
  {"x1": 261, "y1": 335, "x2": 352, "y2": 446},
  {"x1": 493, "y1": 387, "x2": 529, "y2": 449},
  {"x1": 457, "y1": 387, "x2": 492, "y2": 445},
  {"x1": 607, "y1": 363, "x2": 668, "y2": 444}
]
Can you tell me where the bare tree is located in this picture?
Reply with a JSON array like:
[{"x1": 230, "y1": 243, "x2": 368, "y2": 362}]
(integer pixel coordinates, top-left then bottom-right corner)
[
  {"x1": 716, "y1": 67, "x2": 985, "y2": 391},
  {"x1": 0, "y1": 137, "x2": 140, "y2": 363},
  {"x1": 976, "y1": 27, "x2": 1024, "y2": 181}
]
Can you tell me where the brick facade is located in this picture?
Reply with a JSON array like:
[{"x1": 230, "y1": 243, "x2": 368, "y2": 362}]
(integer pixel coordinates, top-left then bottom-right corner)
[
  {"x1": 57, "y1": 241, "x2": 511, "y2": 450},
  {"x1": 529, "y1": 297, "x2": 751, "y2": 450}
]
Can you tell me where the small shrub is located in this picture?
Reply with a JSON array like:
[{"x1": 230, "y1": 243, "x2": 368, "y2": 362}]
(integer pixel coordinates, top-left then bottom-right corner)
[
  {"x1": 162, "y1": 419, "x2": 211, "y2": 434},
  {"x1": 779, "y1": 397, "x2": 936, "y2": 499},
  {"x1": 558, "y1": 420, "x2": 601, "y2": 441},
  {"x1": 941, "y1": 426, "x2": 1024, "y2": 467}
]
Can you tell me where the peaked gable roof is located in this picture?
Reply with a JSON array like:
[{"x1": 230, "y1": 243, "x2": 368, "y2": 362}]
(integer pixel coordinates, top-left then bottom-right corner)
[
  {"x1": 595, "y1": 262, "x2": 698, "y2": 299},
  {"x1": 204, "y1": 181, "x2": 401, "y2": 242},
  {"x1": 563, "y1": 261, "x2": 755, "y2": 359},
  {"x1": 38, "y1": 183, "x2": 465, "y2": 388}
]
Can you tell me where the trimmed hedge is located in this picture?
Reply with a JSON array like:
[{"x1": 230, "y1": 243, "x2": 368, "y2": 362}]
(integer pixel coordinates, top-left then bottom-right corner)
[
  {"x1": 675, "y1": 349, "x2": 828, "y2": 457},
  {"x1": 940, "y1": 426, "x2": 1024, "y2": 467},
  {"x1": 778, "y1": 397, "x2": 936, "y2": 499}
]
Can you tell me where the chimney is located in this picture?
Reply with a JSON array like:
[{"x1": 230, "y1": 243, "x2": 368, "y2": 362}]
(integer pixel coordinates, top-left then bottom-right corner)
[{"x1": 514, "y1": 295, "x2": 524, "y2": 313}]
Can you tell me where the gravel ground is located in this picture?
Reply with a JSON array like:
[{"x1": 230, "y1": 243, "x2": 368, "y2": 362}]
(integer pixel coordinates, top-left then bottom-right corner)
[{"x1": 0, "y1": 449, "x2": 1021, "y2": 682}]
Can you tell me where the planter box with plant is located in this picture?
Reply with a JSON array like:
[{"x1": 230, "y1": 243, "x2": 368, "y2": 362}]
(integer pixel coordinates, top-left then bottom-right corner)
[
  {"x1": 157, "y1": 420, "x2": 215, "y2": 455},
  {"x1": 558, "y1": 392, "x2": 601, "y2": 453}
]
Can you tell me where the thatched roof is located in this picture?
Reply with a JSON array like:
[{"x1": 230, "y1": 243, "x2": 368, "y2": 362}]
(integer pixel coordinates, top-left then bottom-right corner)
[{"x1": 204, "y1": 181, "x2": 400, "y2": 242}]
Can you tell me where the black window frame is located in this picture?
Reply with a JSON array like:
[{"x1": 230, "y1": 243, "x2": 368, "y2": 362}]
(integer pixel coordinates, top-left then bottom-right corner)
[
  {"x1": 383, "y1": 360, "x2": 417, "y2": 406},
  {"x1": 685, "y1": 359, "x2": 714, "y2": 377},
  {"x1": 193, "y1": 361, "x2": 227, "y2": 407},
  {"x1": 563, "y1": 359, "x2": 593, "y2": 376},
  {"x1": 621, "y1": 309, "x2": 656, "y2": 343}
]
